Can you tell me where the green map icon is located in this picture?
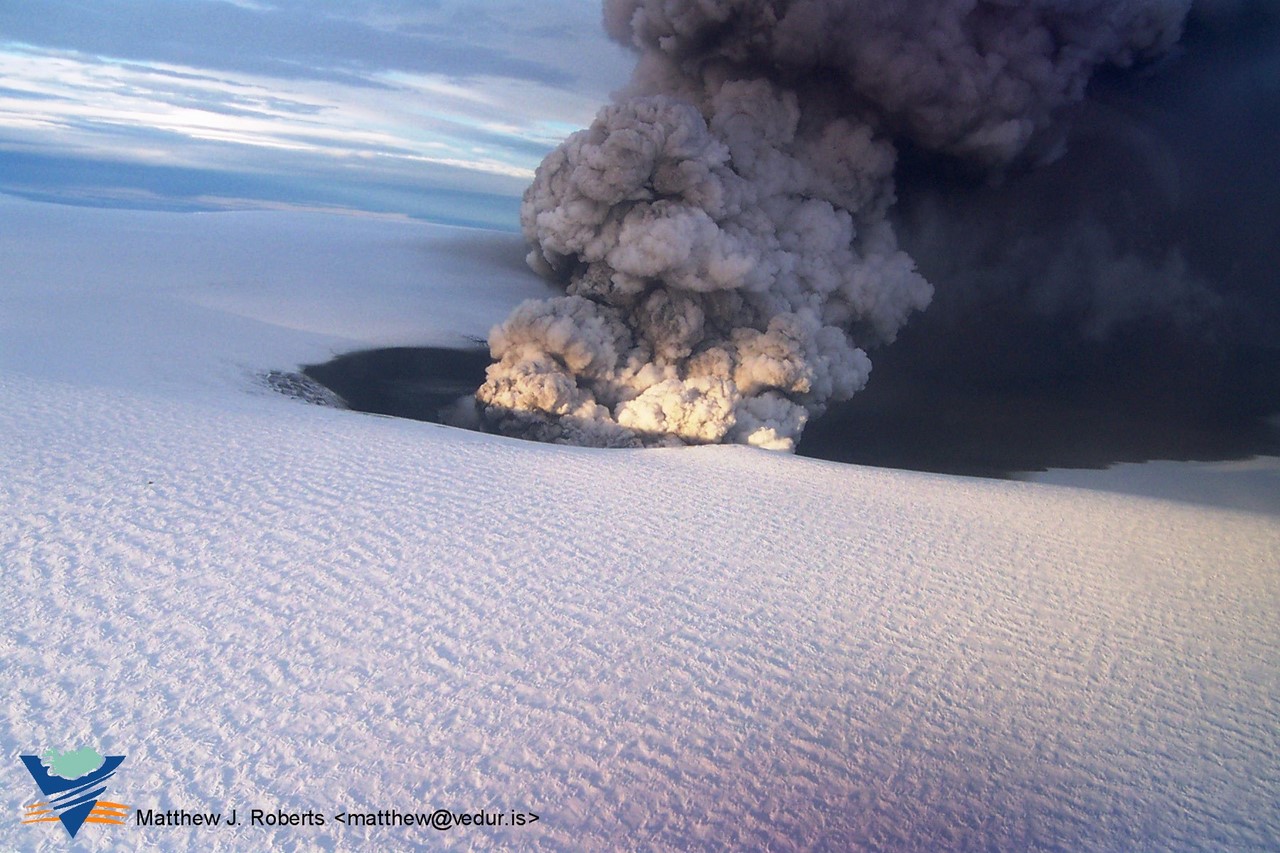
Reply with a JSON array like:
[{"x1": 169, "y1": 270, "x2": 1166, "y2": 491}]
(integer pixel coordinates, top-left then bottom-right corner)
[{"x1": 42, "y1": 747, "x2": 105, "y2": 780}]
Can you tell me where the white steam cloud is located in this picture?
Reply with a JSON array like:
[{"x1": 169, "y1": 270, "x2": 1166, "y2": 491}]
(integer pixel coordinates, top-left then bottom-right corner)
[{"x1": 475, "y1": 0, "x2": 1193, "y2": 450}]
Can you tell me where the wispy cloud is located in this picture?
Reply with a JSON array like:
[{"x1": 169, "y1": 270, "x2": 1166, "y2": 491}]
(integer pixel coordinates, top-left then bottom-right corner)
[
  {"x1": 0, "y1": 1, "x2": 632, "y2": 220},
  {"x1": 0, "y1": 0, "x2": 587, "y2": 87},
  {"x1": 0, "y1": 47, "x2": 550, "y2": 176}
]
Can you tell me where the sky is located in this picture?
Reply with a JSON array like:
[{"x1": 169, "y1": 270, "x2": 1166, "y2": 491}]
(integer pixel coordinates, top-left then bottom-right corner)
[{"x1": 0, "y1": 0, "x2": 634, "y2": 228}]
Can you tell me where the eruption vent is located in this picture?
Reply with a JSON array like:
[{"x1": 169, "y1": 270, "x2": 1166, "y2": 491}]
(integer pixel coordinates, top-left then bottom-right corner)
[{"x1": 476, "y1": 0, "x2": 1192, "y2": 450}]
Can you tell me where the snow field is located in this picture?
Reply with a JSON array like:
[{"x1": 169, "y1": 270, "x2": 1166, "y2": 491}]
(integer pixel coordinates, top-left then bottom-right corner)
[{"x1": 1, "y1": 196, "x2": 1277, "y2": 850}]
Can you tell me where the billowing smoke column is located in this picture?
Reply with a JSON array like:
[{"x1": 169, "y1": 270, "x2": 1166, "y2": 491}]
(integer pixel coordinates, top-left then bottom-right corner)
[{"x1": 476, "y1": 0, "x2": 1193, "y2": 450}]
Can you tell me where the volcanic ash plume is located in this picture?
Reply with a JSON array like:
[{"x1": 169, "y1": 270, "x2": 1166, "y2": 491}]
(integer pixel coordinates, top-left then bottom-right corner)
[{"x1": 475, "y1": 0, "x2": 1192, "y2": 450}]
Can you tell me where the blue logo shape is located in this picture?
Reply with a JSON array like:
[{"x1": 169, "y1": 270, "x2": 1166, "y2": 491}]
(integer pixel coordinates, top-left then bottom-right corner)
[{"x1": 20, "y1": 750, "x2": 128, "y2": 839}]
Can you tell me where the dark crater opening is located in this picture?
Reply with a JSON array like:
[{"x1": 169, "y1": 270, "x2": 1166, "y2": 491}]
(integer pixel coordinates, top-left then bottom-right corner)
[
  {"x1": 297, "y1": 341, "x2": 1279, "y2": 479},
  {"x1": 303, "y1": 347, "x2": 491, "y2": 423}
]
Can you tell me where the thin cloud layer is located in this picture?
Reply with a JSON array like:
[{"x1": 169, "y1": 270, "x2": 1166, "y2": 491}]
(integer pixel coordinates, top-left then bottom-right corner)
[
  {"x1": 0, "y1": 1, "x2": 633, "y2": 217},
  {"x1": 0, "y1": 0, "x2": 574, "y2": 86}
]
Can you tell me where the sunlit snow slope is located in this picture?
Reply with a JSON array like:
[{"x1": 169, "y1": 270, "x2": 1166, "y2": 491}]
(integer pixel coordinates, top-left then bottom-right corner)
[{"x1": 2, "y1": 197, "x2": 1277, "y2": 851}]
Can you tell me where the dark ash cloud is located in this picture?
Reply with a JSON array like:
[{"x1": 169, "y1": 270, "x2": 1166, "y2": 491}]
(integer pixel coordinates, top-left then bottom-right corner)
[{"x1": 474, "y1": 0, "x2": 1218, "y2": 451}]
